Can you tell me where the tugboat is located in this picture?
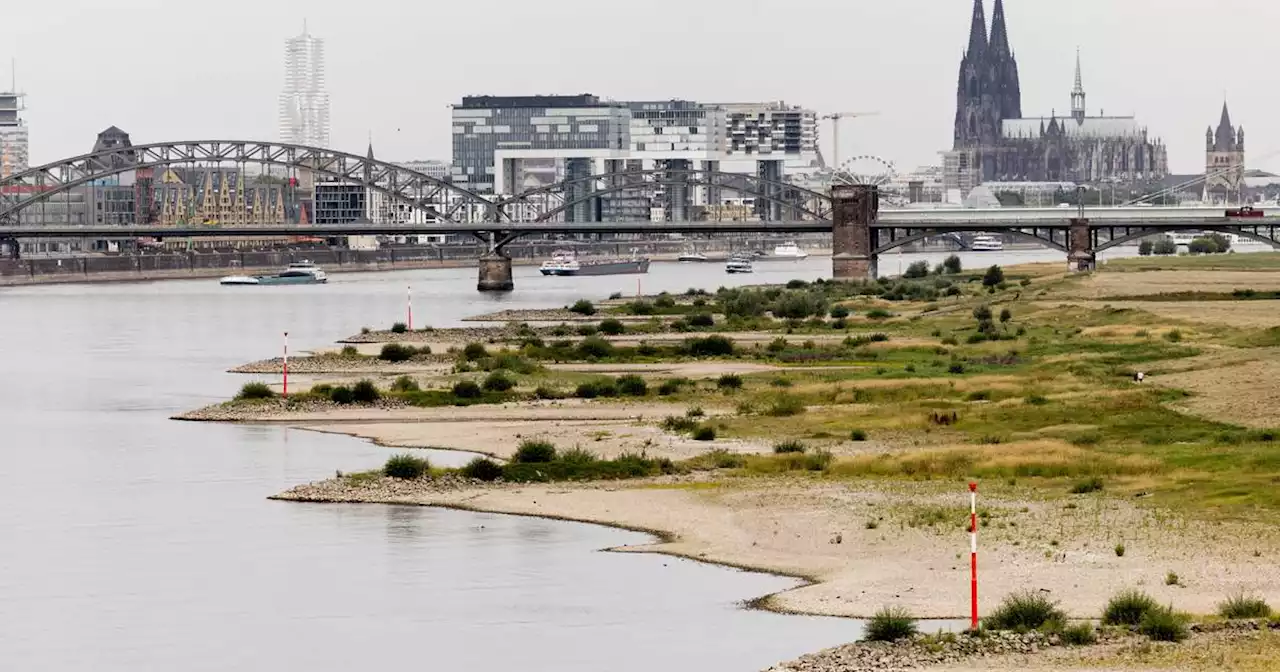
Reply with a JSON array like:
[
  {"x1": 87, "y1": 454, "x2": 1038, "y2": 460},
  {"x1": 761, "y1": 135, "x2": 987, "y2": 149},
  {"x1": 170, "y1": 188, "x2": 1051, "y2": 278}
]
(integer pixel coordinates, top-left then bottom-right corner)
[
  {"x1": 220, "y1": 260, "x2": 328, "y2": 285},
  {"x1": 539, "y1": 249, "x2": 650, "y2": 276}
]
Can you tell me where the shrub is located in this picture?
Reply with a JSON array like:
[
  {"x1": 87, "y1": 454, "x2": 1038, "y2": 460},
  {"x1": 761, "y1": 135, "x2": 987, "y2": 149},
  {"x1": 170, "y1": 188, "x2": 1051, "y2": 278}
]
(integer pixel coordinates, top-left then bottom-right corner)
[
  {"x1": 534, "y1": 385, "x2": 566, "y2": 400},
  {"x1": 948, "y1": 363, "x2": 966, "y2": 374},
  {"x1": 767, "y1": 395, "x2": 806, "y2": 417},
  {"x1": 575, "y1": 324, "x2": 599, "y2": 337},
  {"x1": 717, "y1": 374, "x2": 744, "y2": 390},
  {"x1": 982, "y1": 265, "x2": 1005, "y2": 288},
  {"x1": 985, "y1": 591, "x2": 1065, "y2": 631},
  {"x1": 1139, "y1": 606, "x2": 1188, "y2": 642},
  {"x1": 1102, "y1": 589, "x2": 1158, "y2": 626},
  {"x1": 903, "y1": 260, "x2": 930, "y2": 279},
  {"x1": 864, "y1": 606, "x2": 917, "y2": 642},
  {"x1": 379, "y1": 343, "x2": 415, "y2": 362},
  {"x1": 805, "y1": 450, "x2": 834, "y2": 471},
  {"x1": 657, "y1": 379, "x2": 686, "y2": 396},
  {"x1": 692, "y1": 426, "x2": 717, "y2": 441},
  {"x1": 1061, "y1": 623, "x2": 1097, "y2": 646},
  {"x1": 850, "y1": 429, "x2": 868, "y2": 442},
  {"x1": 1154, "y1": 237, "x2": 1177, "y2": 255},
  {"x1": 627, "y1": 300, "x2": 655, "y2": 316},
  {"x1": 686, "y1": 335, "x2": 735, "y2": 357},
  {"x1": 616, "y1": 374, "x2": 648, "y2": 397},
  {"x1": 1070, "y1": 477, "x2": 1104, "y2": 494},
  {"x1": 391, "y1": 322, "x2": 408, "y2": 334},
  {"x1": 774, "y1": 440, "x2": 807, "y2": 454},
  {"x1": 383, "y1": 453, "x2": 429, "y2": 479},
  {"x1": 236, "y1": 381, "x2": 276, "y2": 401},
  {"x1": 1165, "y1": 572, "x2": 1179, "y2": 586},
  {"x1": 943, "y1": 254, "x2": 963, "y2": 274},
  {"x1": 686, "y1": 407, "x2": 706, "y2": 418},
  {"x1": 577, "y1": 336, "x2": 616, "y2": 359},
  {"x1": 551, "y1": 324, "x2": 572, "y2": 337},
  {"x1": 330, "y1": 386, "x2": 355, "y2": 405},
  {"x1": 771, "y1": 377, "x2": 793, "y2": 388},
  {"x1": 655, "y1": 294, "x2": 676, "y2": 309},
  {"x1": 1218, "y1": 593, "x2": 1272, "y2": 619},
  {"x1": 462, "y1": 342, "x2": 490, "y2": 361},
  {"x1": 461, "y1": 457, "x2": 504, "y2": 482},
  {"x1": 689, "y1": 313, "x2": 715, "y2": 328},
  {"x1": 513, "y1": 440, "x2": 557, "y2": 464},
  {"x1": 1000, "y1": 308, "x2": 1013, "y2": 324},
  {"x1": 569, "y1": 299, "x2": 596, "y2": 316},
  {"x1": 608, "y1": 291, "x2": 623, "y2": 300},
  {"x1": 661, "y1": 416, "x2": 700, "y2": 434},
  {"x1": 1138, "y1": 239, "x2": 1154, "y2": 256},
  {"x1": 830, "y1": 305, "x2": 851, "y2": 319},
  {"x1": 575, "y1": 380, "x2": 618, "y2": 399},
  {"x1": 391, "y1": 376, "x2": 420, "y2": 393},
  {"x1": 482, "y1": 372, "x2": 516, "y2": 392},
  {"x1": 351, "y1": 379, "x2": 381, "y2": 403},
  {"x1": 598, "y1": 318, "x2": 626, "y2": 335},
  {"x1": 866, "y1": 308, "x2": 892, "y2": 320},
  {"x1": 973, "y1": 305, "x2": 993, "y2": 322},
  {"x1": 340, "y1": 345, "x2": 360, "y2": 358},
  {"x1": 1115, "y1": 543, "x2": 1126, "y2": 557},
  {"x1": 1164, "y1": 329, "x2": 1183, "y2": 343},
  {"x1": 452, "y1": 381, "x2": 483, "y2": 399}
]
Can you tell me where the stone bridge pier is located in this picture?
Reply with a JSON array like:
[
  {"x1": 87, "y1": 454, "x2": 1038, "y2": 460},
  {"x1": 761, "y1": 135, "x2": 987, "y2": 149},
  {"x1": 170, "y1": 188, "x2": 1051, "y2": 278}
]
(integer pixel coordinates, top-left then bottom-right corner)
[
  {"x1": 831, "y1": 184, "x2": 879, "y2": 280},
  {"x1": 1068, "y1": 218, "x2": 1095, "y2": 272}
]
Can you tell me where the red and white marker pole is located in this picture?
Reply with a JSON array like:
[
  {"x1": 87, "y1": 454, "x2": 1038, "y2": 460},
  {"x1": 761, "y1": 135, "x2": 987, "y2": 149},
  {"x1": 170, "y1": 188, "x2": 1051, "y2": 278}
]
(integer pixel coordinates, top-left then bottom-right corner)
[
  {"x1": 406, "y1": 285, "x2": 413, "y2": 331},
  {"x1": 282, "y1": 331, "x2": 290, "y2": 399},
  {"x1": 969, "y1": 481, "x2": 979, "y2": 630}
]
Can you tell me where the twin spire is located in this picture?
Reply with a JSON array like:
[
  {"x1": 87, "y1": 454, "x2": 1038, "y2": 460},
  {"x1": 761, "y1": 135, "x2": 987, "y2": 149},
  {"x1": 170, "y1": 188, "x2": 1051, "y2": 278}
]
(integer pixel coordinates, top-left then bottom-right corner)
[{"x1": 967, "y1": 0, "x2": 1012, "y2": 56}]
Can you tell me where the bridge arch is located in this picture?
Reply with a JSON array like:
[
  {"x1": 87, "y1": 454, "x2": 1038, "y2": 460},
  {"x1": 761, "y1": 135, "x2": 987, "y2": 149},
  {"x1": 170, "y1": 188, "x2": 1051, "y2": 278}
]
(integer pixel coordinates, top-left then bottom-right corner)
[
  {"x1": 0, "y1": 140, "x2": 498, "y2": 224},
  {"x1": 1093, "y1": 225, "x2": 1280, "y2": 253},
  {"x1": 872, "y1": 228, "x2": 1068, "y2": 255}
]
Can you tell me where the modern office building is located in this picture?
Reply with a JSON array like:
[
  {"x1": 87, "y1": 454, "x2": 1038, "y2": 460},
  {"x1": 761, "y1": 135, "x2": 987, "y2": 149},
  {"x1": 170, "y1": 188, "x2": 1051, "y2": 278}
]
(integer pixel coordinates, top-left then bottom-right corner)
[
  {"x1": 396, "y1": 159, "x2": 451, "y2": 181},
  {"x1": 720, "y1": 101, "x2": 818, "y2": 167},
  {"x1": 313, "y1": 182, "x2": 365, "y2": 224},
  {"x1": 278, "y1": 25, "x2": 331, "y2": 148},
  {"x1": 0, "y1": 89, "x2": 29, "y2": 178}
]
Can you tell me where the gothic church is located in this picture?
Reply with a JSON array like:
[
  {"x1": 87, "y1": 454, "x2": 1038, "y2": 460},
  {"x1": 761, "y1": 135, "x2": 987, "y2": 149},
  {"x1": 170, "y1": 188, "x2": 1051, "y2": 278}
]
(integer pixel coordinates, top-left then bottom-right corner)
[{"x1": 946, "y1": 0, "x2": 1168, "y2": 193}]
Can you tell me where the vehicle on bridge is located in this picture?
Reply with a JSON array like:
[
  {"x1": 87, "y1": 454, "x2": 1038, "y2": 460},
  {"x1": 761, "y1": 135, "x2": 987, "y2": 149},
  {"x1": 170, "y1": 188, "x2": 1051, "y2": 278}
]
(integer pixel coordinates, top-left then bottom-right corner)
[
  {"x1": 1226, "y1": 206, "x2": 1264, "y2": 218},
  {"x1": 220, "y1": 260, "x2": 328, "y2": 286},
  {"x1": 538, "y1": 250, "x2": 650, "y2": 277}
]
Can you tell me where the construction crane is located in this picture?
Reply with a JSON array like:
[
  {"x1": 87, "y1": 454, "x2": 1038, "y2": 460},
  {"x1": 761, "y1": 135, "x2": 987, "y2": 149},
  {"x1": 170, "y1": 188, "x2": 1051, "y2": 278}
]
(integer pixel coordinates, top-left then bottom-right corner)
[{"x1": 820, "y1": 112, "x2": 880, "y2": 170}]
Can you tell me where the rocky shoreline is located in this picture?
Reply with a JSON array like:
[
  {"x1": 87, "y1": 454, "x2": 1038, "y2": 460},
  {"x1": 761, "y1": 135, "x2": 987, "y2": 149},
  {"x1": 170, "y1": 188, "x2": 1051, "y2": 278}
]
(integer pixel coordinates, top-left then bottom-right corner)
[{"x1": 229, "y1": 354, "x2": 451, "y2": 375}]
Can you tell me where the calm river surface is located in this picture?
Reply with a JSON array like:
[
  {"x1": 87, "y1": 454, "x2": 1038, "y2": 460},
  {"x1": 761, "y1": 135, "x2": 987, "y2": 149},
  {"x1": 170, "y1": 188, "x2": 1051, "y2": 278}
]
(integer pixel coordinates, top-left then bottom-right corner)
[{"x1": 0, "y1": 248, "x2": 1120, "y2": 670}]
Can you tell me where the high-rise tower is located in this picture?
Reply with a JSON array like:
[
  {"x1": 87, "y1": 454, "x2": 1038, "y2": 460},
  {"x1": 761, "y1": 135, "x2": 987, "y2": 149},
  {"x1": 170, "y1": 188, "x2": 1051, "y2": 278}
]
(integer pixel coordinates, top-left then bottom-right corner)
[
  {"x1": 278, "y1": 23, "x2": 331, "y2": 148},
  {"x1": 0, "y1": 86, "x2": 28, "y2": 178}
]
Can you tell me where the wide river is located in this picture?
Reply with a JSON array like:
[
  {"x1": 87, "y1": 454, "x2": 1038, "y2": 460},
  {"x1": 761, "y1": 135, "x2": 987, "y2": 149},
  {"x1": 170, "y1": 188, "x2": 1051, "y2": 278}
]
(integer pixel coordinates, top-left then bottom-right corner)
[{"x1": 0, "y1": 247, "x2": 1140, "y2": 670}]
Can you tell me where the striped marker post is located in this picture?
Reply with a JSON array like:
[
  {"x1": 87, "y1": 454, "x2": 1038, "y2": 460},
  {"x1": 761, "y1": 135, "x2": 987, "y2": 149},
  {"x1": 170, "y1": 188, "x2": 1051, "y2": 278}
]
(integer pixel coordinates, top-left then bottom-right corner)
[
  {"x1": 407, "y1": 285, "x2": 413, "y2": 331},
  {"x1": 969, "y1": 481, "x2": 978, "y2": 630},
  {"x1": 282, "y1": 331, "x2": 290, "y2": 399}
]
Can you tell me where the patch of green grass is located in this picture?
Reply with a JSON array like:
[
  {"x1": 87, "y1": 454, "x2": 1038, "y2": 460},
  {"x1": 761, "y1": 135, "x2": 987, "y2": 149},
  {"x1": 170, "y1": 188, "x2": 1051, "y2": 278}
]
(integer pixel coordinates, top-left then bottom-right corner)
[
  {"x1": 864, "y1": 606, "x2": 917, "y2": 642},
  {"x1": 1060, "y1": 622, "x2": 1098, "y2": 646},
  {"x1": 1070, "y1": 477, "x2": 1104, "y2": 494},
  {"x1": 985, "y1": 591, "x2": 1065, "y2": 632},
  {"x1": 384, "y1": 453, "x2": 429, "y2": 479},
  {"x1": 235, "y1": 381, "x2": 276, "y2": 401},
  {"x1": 1139, "y1": 605, "x2": 1188, "y2": 642},
  {"x1": 773, "y1": 440, "x2": 807, "y2": 454},
  {"x1": 1103, "y1": 589, "x2": 1159, "y2": 626},
  {"x1": 1219, "y1": 593, "x2": 1272, "y2": 619}
]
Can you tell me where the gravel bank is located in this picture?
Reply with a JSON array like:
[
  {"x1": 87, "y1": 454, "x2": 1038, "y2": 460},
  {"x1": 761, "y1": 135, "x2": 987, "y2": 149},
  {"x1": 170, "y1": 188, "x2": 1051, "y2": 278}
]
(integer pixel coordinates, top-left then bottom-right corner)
[
  {"x1": 764, "y1": 631, "x2": 1073, "y2": 671},
  {"x1": 230, "y1": 354, "x2": 450, "y2": 374}
]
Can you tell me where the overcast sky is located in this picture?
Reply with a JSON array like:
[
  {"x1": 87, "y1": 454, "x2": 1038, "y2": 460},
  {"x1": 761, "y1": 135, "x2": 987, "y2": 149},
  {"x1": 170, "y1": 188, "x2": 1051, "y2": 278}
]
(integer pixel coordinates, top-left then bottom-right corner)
[{"x1": 3, "y1": 0, "x2": 1274, "y2": 174}]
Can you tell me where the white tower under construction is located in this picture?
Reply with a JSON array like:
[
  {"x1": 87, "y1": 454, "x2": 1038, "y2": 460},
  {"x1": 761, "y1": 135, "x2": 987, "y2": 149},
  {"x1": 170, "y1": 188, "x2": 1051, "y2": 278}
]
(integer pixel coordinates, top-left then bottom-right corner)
[
  {"x1": 0, "y1": 87, "x2": 28, "y2": 178},
  {"x1": 278, "y1": 24, "x2": 330, "y2": 148}
]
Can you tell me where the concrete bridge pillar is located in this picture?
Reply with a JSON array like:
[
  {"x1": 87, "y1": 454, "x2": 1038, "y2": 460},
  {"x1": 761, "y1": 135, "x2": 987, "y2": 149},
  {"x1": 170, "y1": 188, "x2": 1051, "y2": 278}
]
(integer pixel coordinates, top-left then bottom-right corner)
[
  {"x1": 1068, "y1": 218, "x2": 1095, "y2": 272},
  {"x1": 477, "y1": 251, "x2": 514, "y2": 292},
  {"x1": 831, "y1": 184, "x2": 878, "y2": 280}
]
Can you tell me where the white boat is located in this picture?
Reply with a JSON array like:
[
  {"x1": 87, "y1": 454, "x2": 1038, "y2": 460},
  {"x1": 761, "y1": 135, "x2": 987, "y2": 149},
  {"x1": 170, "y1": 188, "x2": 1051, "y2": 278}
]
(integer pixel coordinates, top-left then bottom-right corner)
[
  {"x1": 771, "y1": 242, "x2": 808, "y2": 259},
  {"x1": 220, "y1": 261, "x2": 327, "y2": 286},
  {"x1": 970, "y1": 235, "x2": 1004, "y2": 252},
  {"x1": 678, "y1": 251, "x2": 710, "y2": 262},
  {"x1": 726, "y1": 256, "x2": 754, "y2": 274}
]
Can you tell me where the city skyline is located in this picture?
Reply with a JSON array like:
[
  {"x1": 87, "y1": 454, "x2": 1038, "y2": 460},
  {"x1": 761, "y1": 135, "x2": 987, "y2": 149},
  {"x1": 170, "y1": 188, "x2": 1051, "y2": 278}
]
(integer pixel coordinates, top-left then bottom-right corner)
[
  {"x1": 0, "y1": 0, "x2": 1274, "y2": 174},
  {"x1": 278, "y1": 23, "x2": 330, "y2": 148}
]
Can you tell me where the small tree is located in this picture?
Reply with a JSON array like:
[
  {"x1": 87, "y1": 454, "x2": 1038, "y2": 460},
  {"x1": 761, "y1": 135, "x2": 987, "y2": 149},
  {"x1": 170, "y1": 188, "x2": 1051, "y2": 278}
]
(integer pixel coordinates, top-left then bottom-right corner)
[
  {"x1": 972, "y1": 305, "x2": 993, "y2": 322},
  {"x1": 982, "y1": 265, "x2": 1005, "y2": 288},
  {"x1": 903, "y1": 260, "x2": 930, "y2": 279},
  {"x1": 1138, "y1": 239, "x2": 1154, "y2": 256},
  {"x1": 1153, "y1": 237, "x2": 1178, "y2": 255},
  {"x1": 830, "y1": 305, "x2": 851, "y2": 319},
  {"x1": 943, "y1": 254, "x2": 963, "y2": 274},
  {"x1": 999, "y1": 308, "x2": 1013, "y2": 324}
]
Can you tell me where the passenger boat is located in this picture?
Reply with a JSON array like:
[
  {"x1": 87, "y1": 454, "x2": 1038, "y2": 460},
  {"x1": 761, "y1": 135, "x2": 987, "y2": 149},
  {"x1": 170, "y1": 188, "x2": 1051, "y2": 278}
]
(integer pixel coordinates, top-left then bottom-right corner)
[
  {"x1": 677, "y1": 249, "x2": 710, "y2": 262},
  {"x1": 771, "y1": 242, "x2": 809, "y2": 259},
  {"x1": 725, "y1": 255, "x2": 754, "y2": 274},
  {"x1": 219, "y1": 261, "x2": 328, "y2": 286},
  {"x1": 539, "y1": 249, "x2": 650, "y2": 276},
  {"x1": 970, "y1": 235, "x2": 1004, "y2": 252}
]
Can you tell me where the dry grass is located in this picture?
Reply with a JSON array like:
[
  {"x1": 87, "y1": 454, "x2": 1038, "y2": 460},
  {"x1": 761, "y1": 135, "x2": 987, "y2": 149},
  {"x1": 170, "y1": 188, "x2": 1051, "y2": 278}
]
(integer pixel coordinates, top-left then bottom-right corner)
[
  {"x1": 1066, "y1": 630, "x2": 1280, "y2": 672},
  {"x1": 1061, "y1": 300, "x2": 1280, "y2": 328},
  {"x1": 1070, "y1": 270, "x2": 1280, "y2": 300},
  {"x1": 827, "y1": 440, "x2": 1161, "y2": 481},
  {"x1": 1156, "y1": 356, "x2": 1280, "y2": 428}
]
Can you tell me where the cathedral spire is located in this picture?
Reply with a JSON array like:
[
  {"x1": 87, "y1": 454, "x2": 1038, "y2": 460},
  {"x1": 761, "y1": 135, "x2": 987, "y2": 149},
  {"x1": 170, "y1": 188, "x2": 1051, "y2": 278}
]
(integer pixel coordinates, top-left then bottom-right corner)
[
  {"x1": 1071, "y1": 48, "x2": 1086, "y2": 124},
  {"x1": 966, "y1": 0, "x2": 987, "y2": 56},
  {"x1": 990, "y1": 0, "x2": 1011, "y2": 56},
  {"x1": 1214, "y1": 101, "x2": 1237, "y2": 152}
]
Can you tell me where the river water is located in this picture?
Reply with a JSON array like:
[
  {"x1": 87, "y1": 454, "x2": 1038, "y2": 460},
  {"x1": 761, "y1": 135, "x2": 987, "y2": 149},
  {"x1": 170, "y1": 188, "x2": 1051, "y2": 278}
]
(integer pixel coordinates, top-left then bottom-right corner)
[{"x1": 0, "y1": 247, "x2": 1143, "y2": 670}]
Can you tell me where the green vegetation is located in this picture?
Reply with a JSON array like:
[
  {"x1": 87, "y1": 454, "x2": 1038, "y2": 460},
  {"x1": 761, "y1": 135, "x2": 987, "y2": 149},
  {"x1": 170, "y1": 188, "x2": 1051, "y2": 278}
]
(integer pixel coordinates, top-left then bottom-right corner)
[
  {"x1": 391, "y1": 376, "x2": 420, "y2": 392},
  {"x1": 452, "y1": 381, "x2": 483, "y2": 399},
  {"x1": 235, "y1": 381, "x2": 276, "y2": 401},
  {"x1": 985, "y1": 591, "x2": 1065, "y2": 632},
  {"x1": 482, "y1": 372, "x2": 516, "y2": 392},
  {"x1": 351, "y1": 380, "x2": 380, "y2": 403},
  {"x1": 598, "y1": 318, "x2": 626, "y2": 335},
  {"x1": 692, "y1": 426, "x2": 717, "y2": 441},
  {"x1": 1218, "y1": 593, "x2": 1272, "y2": 619},
  {"x1": 569, "y1": 299, "x2": 597, "y2": 316},
  {"x1": 864, "y1": 606, "x2": 918, "y2": 642},
  {"x1": 391, "y1": 322, "x2": 408, "y2": 334},
  {"x1": 1102, "y1": 589, "x2": 1159, "y2": 626},
  {"x1": 1139, "y1": 605, "x2": 1188, "y2": 642},
  {"x1": 773, "y1": 440, "x2": 807, "y2": 454},
  {"x1": 512, "y1": 440, "x2": 557, "y2": 464},
  {"x1": 383, "y1": 453, "x2": 429, "y2": 479},
  {"x1": 717, "y1": 374, "x2": 744, "y2": 390},
  {"x1": 461, "y1": 457, "x2": 505, "y2": 482},
  {"x1": 1060, "y1": 623, "x2": 1098, "y2": 646}
]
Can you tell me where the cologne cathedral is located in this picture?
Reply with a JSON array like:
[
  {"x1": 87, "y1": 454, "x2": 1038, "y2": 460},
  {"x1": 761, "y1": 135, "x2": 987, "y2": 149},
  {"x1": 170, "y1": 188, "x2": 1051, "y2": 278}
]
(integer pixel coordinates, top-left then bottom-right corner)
[{"x1": 945, "y1": 0, "x2": 1168, "y2": 193}]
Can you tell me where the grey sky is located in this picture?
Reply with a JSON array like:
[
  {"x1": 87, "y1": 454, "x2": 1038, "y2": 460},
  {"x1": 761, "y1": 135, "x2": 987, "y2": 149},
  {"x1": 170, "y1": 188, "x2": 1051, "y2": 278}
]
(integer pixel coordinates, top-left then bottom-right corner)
[{"x1": 3, "y1": 0, "x2": 1274, "y2": 174}]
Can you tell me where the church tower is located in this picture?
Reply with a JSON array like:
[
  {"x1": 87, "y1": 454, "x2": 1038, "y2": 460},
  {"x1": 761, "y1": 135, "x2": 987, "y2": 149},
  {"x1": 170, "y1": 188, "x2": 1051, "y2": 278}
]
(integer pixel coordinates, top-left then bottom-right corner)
[
  {"x1": 1205, "y1": 101, "x2": 1246, "y2": 203},
  {"x1": 1070, "y1": 50, "x2": 1086, "y2": 124},
  {"x1": 953, "y1": 0, "x2": 992, "y2": 150},
  {"x1": 988, "y1": 0, "x2": 1022, "y2": 122}
]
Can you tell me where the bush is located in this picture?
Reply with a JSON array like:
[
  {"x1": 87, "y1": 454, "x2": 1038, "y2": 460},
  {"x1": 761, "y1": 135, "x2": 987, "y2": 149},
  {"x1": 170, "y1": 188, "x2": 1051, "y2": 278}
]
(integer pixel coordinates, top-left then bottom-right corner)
[
  {"x1": 903, "y1": 260, "x2": 931, "y2": 279},
  {"x1": 577, "y1": 336, "x2": 616, "y2": 359},
  {"x1": 598, "y1": 318, "x2": 626, "y2": 335},
  {"x1": 1153, "y1": 237, "x2": 1178, "y2": 255},
  {"x1": 391, "y1": 376, "x2": 420, "y2": 392},
  {"x1": 575, "y1": 380, "x2": 618, "y2": 399},
  {"x1": 462, "y1": 342, "x2": 490, "y2": 361},
  {"x1": 1115, "y1": 543, "x2": 1126, "y2": 557},
  {"x1": 576, "y1": 324, "x2": 599, "y2": 337},
  {"x1": 513, "y1": 440, "x2": 557, "y2": 464},
  {"x1": 983, "y1": 265, "x2": 1005, "y2": 288},
  {"x1": 384, "y1": 453, "x2": 429, "y2": 479},
  {"x1": 461, "y1": 457, "x2": 504, "y2": 481},
  {"x1": 864, "y1": 606, "x2": 918, "y2": 642},
  {"x1": 330, "y1": 386, "x2": 355, "y2": 405},
  {"x1": 661, "y1": 416, "x2": 700, "y2": 434},
  {"x1": 627, "y1": 300, "x2": 655, "y2": 316},
  {"x1": 943, "y1": 255, "x2": 963, "y2": 274},
  {"x1": 767, "y1": 395, "x2": 806, "y2": 417},
  {"x1": 774, "y1": 440, "x2": 807, "y2": 454},
  {"x1": 1061, "y1": 623, "x2": 1097, "y2": 646},
  {"x1": 830, "y1": 305, "x2": 851, "y2": 319},
  {"x1": 685, "y1": 335, "x2": 735, "y2": 357},
  {"x1": 1218, "y1": 593, "x2": 1272, "y2": 619},
  {"x1": 569, "y1": 299, "x2": 597, "y2": 316},
  {"x1": 340, "y1": 345, "x2": 360, "y2": 358},
  {"x1": 379, "y1": 343, "x2": 416, "y2": 362},
  {"x1": 1138, "y1": 240, "x2": 1154, "y2": 256},
  {"x1": 999, "y1": 308, "x2": 1013, "y2": 324},
  {"x1": 657, "y1": 379, "x2": 686, "y2": 396},
  {"x1": 482, "y1": 372, "x2": 516, "y2": 392},
  {"x1": 692, "y1": 426, "x2": 717, "y2": 441},
  {"x1": 805, "y1": 450, "x2": 834, "y2": 471},
  {"x1": 655, "y1": 294, "x2": 676, "y2": 309},
  {"x1": 1164, "y1": 329, "x2": 1183, "y2": 343},
  {"x1": 352, "y1": 379, "x2": 381, "y2": 403},
  {"x1": 850, "y1": 429, "x2": 868, "y2": 442},
  {"x1": 686, "y1": 407, "x2": 706, "y2": 418},
  {"x1": 1139, "y1": 605, "x2": 1188, "y2": 642},
  {"x1": 866, "y1": 308, "x2": 892, "y2": 320},
  {"x1": 985, "y1": 591, "x2": 1065, "y2": 631},
  {"x1": 615, "y1": 374, "x2": 648, "y2": 397},
  {"x1": 972, "y1": 305, "x2": 993, "y2": 322},
  {"x1": 452, "y1": 381, "x2": 483, "y2": 399},
  {"x1": 717, "y1": 374, "x2": 744, "y2": 390},
  {"x1": 391, "y1": 322, "x2": 408, "y2": 334},
  {"x1": 534, "y1": 385, "x2": 566, "y2": 400},
  {"x1": 236, "y1": 381, "x2": 276, "y2": 401},
  {"x1": 1070, "y1": 477, "x2": 1104, "y2": 494},
  {"x1": 1102, "y1": 589, "x2": 1158, "y2": 626},
  {"x1": 608, "y1": 291, "x2": 623, "y2": 300},
  {"x1": 689, "y1": 313, "x2": 715, "y2": 328}
]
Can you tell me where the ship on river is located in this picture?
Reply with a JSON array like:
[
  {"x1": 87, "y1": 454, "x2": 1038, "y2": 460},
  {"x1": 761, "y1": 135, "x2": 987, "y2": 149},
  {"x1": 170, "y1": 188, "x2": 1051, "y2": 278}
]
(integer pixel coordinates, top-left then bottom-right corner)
[{"x1": 539, "y1": 249, "x2": 650, "y2": 276}]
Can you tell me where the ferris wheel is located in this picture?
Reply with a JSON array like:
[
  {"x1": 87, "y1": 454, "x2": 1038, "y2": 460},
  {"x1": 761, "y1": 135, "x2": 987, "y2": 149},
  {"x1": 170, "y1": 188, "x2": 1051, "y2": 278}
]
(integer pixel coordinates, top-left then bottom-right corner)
[{"x1": 833, "y1": 155, "x2": 897, "y2": 187}]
